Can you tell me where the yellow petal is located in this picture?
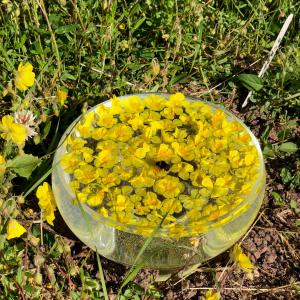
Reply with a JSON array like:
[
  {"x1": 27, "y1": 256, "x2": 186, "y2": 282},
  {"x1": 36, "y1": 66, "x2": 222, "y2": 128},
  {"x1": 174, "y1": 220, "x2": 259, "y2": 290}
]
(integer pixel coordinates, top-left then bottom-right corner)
[
  {"x1": 205, "y1": 290, "x2": 221, "y2": 300},
  {"x1": 7, "y1": 219, "x2": 27, "y2": 240},
  {"x1": 15, "y1": 62, "x2": 35, "y2": 91},
  {"x1": 232, "y1": 244, "x2": 254, "y2": 272},
  {"x1": 202, "y1": 176, "x2": 213, "y2": 188}
]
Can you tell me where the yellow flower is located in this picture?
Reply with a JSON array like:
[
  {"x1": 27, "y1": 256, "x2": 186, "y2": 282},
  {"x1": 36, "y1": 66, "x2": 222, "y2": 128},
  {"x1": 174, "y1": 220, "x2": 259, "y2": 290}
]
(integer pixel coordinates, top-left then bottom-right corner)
[
  {"x1": 143, "y1": 192, "x2": 161, "y2": 210},
  {"x1": 170, "y1": 163, "x2": 194, "y2": 180},
  {"x1": 109, "y1": 124, "x2": 133, "y2": 142},
  {"x1": 202, "y1": 176, "x2": 213, "y2": 188},
  {"x1": 74, "y1": 164, "x2": 99, "y2": 184},
  {"x1": 135, "y1": 143, "x2": 150, "y2": 159},
  {"x1": 128, "y1": 115, "x2": 144, "y2": 130},
  {"x1": 122, "y1": 96, "x2": 145, "y2": 113},
  {"x1": 232, "y1": 244, "x2": 254, "y2": 272},
  {"x1": 144, "y1": 95, "x2": 166, "y2": 111},
  {"x1": 130, "y1": 173, "x2": 155, "y2": 188},
  {"x1": 96, "y1": 111, "x2": 117, "y2": 128},
  {"x1": 61, "y1": 152, "x2": 82, "y2": 173},
  {"x1": 156, "y1": 143, "x2": 176, "y2": 162},
  {"x1": 160, "y1": 198, "x2": 182, "y2": 214},
  {"x1": 15, "y1": 62, "x2": 35, "y2": 91},
  {"x1": 94, "y1": 149, "x2": 119, "y2": 168},
  {"x1": 110, "y1": 95, "x2": 123, "y2": 115},
  {"x1": 0, "y1": 154, "x2": 5, "y2": 165},
  {"x1": 66, "y1": 136, "x2": 86, "y2": 150},
  {"x1": 36, "y1": 182, "x2": 56, "y2": 226},
  {"x1": 0, "y1": 115, "x2": 26, "y2": 145},
  {"x1": 154, "y1": 175, "x2": 184, "y2": 198},
  {"x1": 57, "y1": 86, "x2": 68, "y2": 106},
  {"x1": 87, "y1": 189, "x2": 105, "y2": 206},
  {"x1": 6, "y1": 219, "x2": 27, "y2": 240},
  {"x1": 204, "y1": 290, "x2": 221, "y2": 300},
  {"x1": 172, "y1": 142, "x2": 195, "y2": 161}
]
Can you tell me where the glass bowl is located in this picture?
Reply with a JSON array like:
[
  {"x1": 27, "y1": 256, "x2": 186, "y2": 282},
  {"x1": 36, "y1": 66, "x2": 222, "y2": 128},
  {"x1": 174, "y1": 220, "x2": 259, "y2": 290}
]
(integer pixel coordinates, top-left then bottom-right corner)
[{"x1": 52, "y1": 93, "x2": 266, "y2": 270}]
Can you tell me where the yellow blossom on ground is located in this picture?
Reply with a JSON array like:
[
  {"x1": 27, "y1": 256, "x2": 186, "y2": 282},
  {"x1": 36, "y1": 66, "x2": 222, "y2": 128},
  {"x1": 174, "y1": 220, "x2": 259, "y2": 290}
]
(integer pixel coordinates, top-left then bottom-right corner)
[
  {"x1": 0, "y1": 115, "x2": 26, "y2": 145},
  {"x1": 0, "y1": 154, "x2": 5, "y2": 165},
  {"x1": 232, "y1": 244, "x2": 254, "y2": 272},
  {"x1": 36, "y1": 182, "x2": 56, "y2": 226},
  {"x1": 204, "y1": 290, "x2": 221, "y2": 300},
  {"x1": 6, "y1": 219, "x2": 27, "y2": 240},
  {"x1": 57, "y1": 86, "x2": 68, "y2": 106},
  {"x1": 15, "y1": 62, "x2": 35, "y2": 91}
]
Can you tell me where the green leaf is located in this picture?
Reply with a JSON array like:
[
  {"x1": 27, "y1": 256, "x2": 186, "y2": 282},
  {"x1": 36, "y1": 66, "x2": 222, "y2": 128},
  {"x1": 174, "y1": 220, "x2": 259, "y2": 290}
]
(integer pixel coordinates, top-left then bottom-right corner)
[
  {"x1": 271, "y1": 192, "x2": 284, "y2": 207},
  {"x1": 6, "y1": 154, "x2": 40, "y2": 179},
  {"x1": 290, "y1": 199, "x2": 297, "y2": 209},
  {"x1": 55, "y1": 24, "x2": 79, "y2": 35},
  {"x1": 278, "y1": 142, "x2": 298, "y2": 154},
  {"x1": 237, "y1": 74, "x2": 263, "y2": 92},
  {"x1": 280, "y1": 167, "x2": 292, "y2": 184}
]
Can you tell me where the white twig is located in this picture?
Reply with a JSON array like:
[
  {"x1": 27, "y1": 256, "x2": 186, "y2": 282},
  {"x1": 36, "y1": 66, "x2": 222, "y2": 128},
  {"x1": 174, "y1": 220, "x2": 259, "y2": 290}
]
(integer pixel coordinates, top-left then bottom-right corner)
[{"x1": 242, "y1": 14, "x2": 294, "y2": 108}]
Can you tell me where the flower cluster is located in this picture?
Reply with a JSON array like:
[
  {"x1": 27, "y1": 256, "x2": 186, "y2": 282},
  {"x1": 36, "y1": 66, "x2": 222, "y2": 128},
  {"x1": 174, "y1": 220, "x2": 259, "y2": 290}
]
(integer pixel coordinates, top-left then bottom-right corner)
[{"x1": 61, "y1": 93, "x2": 260, "y2": 238}]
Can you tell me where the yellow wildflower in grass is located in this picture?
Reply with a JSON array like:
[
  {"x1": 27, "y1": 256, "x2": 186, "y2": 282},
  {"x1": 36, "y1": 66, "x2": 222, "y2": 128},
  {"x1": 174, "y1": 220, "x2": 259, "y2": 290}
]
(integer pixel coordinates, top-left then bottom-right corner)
[
  {"x1": 0, "y1": 115, "x2": 26, "y2": 145},
  {"x1": 204, "y1": 290, "x2": 221, "y2": 300},
  {"x1": 15, "y1": 62, "x2": 35, "y2": 91},
  {"x1": 57, "y1": 86, "x2": 68, "y2": 106},
  {"x1": 36, "y1": 182, "x2": 56, "y2": 226},
  {"x1": 6, "y1": 219, "x2": 27, "y2": 240},
  {"x1": 232, "y1": 244, "x2": 254, "y2": 272},
  {"x1": 0, "y1": 153, "x2": 5, "y2": 165}
]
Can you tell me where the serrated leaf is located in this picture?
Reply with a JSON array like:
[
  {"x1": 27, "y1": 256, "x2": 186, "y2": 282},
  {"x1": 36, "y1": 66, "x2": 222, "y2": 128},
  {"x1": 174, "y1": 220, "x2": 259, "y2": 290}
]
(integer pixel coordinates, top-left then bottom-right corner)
[
  {"x1": 6, "y1": 154, "x2": 40, "y2": 179},
  {"x1": 237, "y1": 73, "x2": 263, "y2": 92},
  {"x1": 278, "y1": 142, "x2": 298, "y2": 154}
]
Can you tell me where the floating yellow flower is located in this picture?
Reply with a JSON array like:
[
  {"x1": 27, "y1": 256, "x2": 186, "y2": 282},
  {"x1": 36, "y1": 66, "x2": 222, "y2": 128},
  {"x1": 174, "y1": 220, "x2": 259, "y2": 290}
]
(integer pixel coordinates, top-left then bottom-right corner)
[
  {"x1": 122, "y1": 96, "x2": 145, "y2": 113},
  {"x1": 0, "y1": 115, "x2": 26, "y2": 145},
  {"x1": 154, "y1": 175, "x2": 184, "y2": 198},
  {"x1": 204, "y1": 290, "x2": 221, "y2": 300},
  {"x1": 15, "y1": 62, "x2": 35, "y2": 91},
  {"x1": 36, "y1": 182, "x2": 56, "y2": 226},
  {"x1": 144, "y1": 95, "x2": 166, "y2": 111},
  {"x1": 109, "y1": 124, "x2": 133, "y2": 142},
  {"x1": 7, "y1": 219, "x2": 27, "y2": 240},
  {"x1": 232, "y1": 244, "x2": 254, "y2": 272}
]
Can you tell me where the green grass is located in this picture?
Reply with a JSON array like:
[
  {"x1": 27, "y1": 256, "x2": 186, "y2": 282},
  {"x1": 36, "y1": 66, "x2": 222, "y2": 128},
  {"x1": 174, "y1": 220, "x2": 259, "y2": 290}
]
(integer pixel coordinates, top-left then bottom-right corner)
[{"x1": 0, "y1": 0, "x2": 299, "y2": 299}]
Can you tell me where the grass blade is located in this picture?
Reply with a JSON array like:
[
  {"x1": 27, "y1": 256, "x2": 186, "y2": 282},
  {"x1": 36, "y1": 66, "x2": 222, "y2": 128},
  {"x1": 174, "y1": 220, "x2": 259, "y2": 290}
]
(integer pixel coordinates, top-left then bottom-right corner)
[{"x1": 117, "y1": 211, "x2": 169, "y2": 298}]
